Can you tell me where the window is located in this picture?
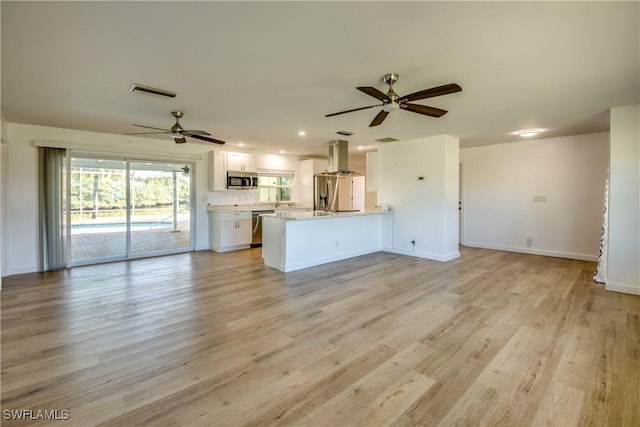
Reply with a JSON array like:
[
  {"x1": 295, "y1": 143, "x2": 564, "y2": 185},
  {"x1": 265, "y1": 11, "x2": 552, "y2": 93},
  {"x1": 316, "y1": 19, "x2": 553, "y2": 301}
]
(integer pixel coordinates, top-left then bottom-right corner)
[{"x1": 257, "y1": 170, "x2": 295, "y2": 202}]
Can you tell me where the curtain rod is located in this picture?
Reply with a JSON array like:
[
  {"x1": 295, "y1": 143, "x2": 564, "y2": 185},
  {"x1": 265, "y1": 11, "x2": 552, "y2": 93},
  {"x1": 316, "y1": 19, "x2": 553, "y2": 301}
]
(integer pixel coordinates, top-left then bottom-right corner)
[{"x1": 32, "y1": 140, "x2": 203, "y2": 161}]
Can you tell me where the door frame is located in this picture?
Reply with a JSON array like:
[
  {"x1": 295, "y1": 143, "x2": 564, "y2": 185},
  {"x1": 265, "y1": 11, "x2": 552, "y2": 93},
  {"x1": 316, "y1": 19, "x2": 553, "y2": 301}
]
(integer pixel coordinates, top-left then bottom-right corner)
[{"x1": 66, "y1": 153, "x2": 196, "y2": 266}]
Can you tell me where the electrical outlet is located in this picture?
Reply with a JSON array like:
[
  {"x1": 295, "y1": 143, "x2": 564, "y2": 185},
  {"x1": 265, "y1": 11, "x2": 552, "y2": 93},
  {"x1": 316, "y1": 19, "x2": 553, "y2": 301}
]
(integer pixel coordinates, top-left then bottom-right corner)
[{"x1": 526, "y1": 237, "x2": 533, "y2": 247}]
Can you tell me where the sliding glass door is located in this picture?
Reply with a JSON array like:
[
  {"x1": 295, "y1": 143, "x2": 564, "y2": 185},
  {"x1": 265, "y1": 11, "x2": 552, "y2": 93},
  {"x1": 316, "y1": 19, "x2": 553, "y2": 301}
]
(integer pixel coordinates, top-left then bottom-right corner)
[
  {"x1": 68, "y1": 156, "x2": 193, "y2": 265},
  {"x1": 129, "y1": 162, "x2": 192, "y2": 256},
  {"x1": 69, "y1": 158, "x2": 127, "y2": 263}
]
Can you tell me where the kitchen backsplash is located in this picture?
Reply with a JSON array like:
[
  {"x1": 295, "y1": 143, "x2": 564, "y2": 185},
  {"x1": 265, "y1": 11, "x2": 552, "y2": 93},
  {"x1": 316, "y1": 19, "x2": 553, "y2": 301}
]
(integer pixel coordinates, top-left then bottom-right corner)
[{"x1": 205, "y1": 189, "x2": 258, "y2": 206}]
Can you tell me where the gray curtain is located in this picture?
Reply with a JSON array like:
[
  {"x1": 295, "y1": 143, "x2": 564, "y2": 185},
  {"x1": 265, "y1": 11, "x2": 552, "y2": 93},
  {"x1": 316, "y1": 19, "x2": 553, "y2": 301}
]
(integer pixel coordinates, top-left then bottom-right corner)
[{"x1": 39, "y1": 147, "x2": 67, "y2": 270}]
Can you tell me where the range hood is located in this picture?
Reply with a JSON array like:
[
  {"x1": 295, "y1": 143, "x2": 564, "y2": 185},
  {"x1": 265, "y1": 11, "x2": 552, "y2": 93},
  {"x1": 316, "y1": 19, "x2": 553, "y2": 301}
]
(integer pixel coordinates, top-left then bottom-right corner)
[{"x1": 326, "y1": 139, "x2": 361, "y2": 175}]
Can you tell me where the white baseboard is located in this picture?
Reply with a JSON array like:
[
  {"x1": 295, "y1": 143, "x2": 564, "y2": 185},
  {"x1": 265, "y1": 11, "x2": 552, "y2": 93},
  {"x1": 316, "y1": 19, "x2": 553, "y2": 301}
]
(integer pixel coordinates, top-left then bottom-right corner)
[
  {"x1": 282, "y1": 247, "x2": 380, "y2": 272},
  {"x1": 384, "y1": 247, "x2": 460, "y2": 262},
  {"x1": 9, "y1": 265, "x2": 39, "y2": 275},
  {"x1": 461, "y1": 241, "x2": 598, "y2": 262},
  {"x1": 606, "y1": 282, "x2": 640, "y2": 295}
]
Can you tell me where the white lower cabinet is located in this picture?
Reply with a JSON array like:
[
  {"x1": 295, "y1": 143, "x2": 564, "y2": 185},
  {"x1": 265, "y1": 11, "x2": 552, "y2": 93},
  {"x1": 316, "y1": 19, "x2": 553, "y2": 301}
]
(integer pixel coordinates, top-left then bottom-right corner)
[{"x1": 209, "y1": 211, "x2": 252, "y2": 252}]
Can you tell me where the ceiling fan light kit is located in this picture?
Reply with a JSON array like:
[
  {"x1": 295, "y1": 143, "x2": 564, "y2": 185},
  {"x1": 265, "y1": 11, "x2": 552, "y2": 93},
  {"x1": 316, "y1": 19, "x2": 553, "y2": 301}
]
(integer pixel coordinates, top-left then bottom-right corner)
[
  {"x1": 326, "y1": 73, "x2": 462, "y2": 127},
  {"x1": 126, "y1": 111, "x2": 226, "y2": 145}
]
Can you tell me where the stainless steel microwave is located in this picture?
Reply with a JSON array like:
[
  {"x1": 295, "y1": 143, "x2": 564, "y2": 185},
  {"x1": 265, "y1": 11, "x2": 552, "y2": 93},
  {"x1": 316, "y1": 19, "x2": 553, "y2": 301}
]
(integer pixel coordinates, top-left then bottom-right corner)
[{"x1": 227, "y1": 171, "x2": 258, "y2": 189}]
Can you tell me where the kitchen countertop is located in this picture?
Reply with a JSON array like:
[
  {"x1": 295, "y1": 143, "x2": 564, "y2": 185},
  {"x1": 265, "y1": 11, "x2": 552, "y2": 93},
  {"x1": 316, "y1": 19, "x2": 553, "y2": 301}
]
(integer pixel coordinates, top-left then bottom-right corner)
[
  {"x1": 263, "y1": 209, "x2": 393, "y2": 220},
  {"x1": 207, "y1": 203, "x2": 312, "y2": 212}
]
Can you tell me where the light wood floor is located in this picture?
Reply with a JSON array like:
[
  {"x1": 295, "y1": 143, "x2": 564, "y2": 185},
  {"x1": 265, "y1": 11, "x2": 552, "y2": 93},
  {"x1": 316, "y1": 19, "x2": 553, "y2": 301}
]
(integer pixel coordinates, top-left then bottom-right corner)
[{"x1": 1, "y1": 247, "x2": 639, "y2": 426}]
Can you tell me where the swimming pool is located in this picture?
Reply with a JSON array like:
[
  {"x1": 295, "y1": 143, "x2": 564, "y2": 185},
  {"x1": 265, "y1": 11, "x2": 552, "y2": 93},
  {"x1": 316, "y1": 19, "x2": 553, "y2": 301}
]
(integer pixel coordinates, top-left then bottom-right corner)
[{"x1": 71, "y1": 222, "x2": 172, "y2": 234}]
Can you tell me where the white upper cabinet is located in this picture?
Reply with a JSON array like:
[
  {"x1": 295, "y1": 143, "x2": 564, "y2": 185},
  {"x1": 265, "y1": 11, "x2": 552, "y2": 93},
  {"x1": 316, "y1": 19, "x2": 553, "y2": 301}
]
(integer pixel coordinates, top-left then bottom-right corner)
[
  {"x1": 209, "y1": 151, "x2": 258, "y2": 191},
  {"x1": 208, "y1": 150, "x2": 227, "y2": 192},
  {"x1": 227, "y1": 152, "x2": 255, "y2": 172}
]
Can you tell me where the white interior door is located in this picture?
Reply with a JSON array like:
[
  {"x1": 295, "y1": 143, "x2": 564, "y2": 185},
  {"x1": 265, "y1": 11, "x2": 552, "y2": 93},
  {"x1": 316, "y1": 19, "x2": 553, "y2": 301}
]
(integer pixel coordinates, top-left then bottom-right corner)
[{"x1": 352, "y1": 176, "x2": 366, "y2": 211}]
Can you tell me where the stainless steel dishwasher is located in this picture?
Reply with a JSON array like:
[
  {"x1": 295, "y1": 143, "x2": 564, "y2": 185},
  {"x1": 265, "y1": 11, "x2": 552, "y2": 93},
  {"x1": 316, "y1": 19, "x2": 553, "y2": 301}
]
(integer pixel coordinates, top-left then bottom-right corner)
[{"x1": 251, "y1": 209, "x2": 275, "y2": 247}]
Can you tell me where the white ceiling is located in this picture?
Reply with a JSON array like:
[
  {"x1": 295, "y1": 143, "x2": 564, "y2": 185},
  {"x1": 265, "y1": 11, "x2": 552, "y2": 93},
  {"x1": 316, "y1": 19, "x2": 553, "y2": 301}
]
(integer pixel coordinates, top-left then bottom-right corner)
[{"x1": 2, "y1": 1, "x2": 638, "y2": 157}]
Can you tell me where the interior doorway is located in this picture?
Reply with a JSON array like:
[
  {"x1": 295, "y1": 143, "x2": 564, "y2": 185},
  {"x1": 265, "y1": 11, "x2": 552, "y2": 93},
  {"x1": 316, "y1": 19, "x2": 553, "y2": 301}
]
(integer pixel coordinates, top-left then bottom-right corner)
[{"x1": 459, "y1": 163, "x2": 463, "y2": 245}]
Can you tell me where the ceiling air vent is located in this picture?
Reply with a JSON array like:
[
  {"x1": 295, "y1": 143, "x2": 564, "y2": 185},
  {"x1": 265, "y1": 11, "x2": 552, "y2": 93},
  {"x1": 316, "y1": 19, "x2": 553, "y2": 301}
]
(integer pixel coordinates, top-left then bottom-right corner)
[
  {"x1": 375, "y1": 137, "x2": 399, "y2": 143},
  {"x1": 129, "y1": 84, "x2": 178, "y2": 99},
  {"x1": 336, "y1": 130, "x2": 354, "y2": 136}
]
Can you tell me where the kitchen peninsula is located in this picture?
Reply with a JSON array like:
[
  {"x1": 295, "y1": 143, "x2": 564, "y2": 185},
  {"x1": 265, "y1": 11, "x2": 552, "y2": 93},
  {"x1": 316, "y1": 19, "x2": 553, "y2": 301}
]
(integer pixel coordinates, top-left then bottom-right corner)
[{"x1": 262, "y1": 210, "x2": 393, "y2": 272}]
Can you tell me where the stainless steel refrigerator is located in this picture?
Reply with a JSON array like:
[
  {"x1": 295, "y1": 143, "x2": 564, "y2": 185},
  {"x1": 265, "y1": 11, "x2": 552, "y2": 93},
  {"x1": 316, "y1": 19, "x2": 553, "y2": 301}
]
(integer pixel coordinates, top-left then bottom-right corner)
[{"x1": 314, "y1": 173, "x2": 357, "y2": 212}]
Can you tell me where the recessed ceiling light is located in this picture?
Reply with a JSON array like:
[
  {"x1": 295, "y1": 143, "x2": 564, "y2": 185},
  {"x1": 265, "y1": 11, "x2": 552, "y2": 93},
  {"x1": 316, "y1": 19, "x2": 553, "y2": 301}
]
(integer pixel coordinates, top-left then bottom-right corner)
[
  {"x1": 298, "y1": 130, "x2": 306, "y2": 137},
  {"x1": 516, "y1": 129, "x2": 543, "y2": 137}
]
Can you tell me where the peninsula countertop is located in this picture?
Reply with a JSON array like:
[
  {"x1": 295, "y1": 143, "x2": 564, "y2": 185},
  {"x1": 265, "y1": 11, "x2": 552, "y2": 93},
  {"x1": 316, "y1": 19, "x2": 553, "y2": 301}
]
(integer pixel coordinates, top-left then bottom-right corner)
[
  {"x1": 207, "y1": 203, "x2": 312, "y2": 213},
  {"x1": 262, "y1": 209, "x2": 394, "y2": 272},
  {"x1": 263, "y1": 209, "x2": 393, "y2": 221}
]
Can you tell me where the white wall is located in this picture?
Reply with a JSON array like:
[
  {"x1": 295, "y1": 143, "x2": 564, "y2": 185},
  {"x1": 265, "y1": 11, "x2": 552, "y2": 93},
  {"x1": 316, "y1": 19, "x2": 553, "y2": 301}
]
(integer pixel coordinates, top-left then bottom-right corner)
[
  {"x1": 377, "y1": 135, "x2": 460, "y2": 261},
  {"x1": 460, "y1": 132, "x2": 609, "y2": 261},
  {"x1": 607, "y1": 105, "x2": 640, "y2": 295},
  {"x1": 1, "y1": 122, "x2": 308, "y2": 275},
  {"x1": 3, "y1": 122, "x2": 214, "y2": 275}
]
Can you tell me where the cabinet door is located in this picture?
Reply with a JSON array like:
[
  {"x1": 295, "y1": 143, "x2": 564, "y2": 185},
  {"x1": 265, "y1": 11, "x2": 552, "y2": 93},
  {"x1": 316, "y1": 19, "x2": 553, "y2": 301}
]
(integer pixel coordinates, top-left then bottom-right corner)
[
  {"x1": 208, "y1": 151, "x2": 227, "y2": 191},
  {"x1": 236, "y1": 220, "x2": 253, "y2": 245},
  {"x1": 219, "y1": 221, "x2": 238, "y2": 248},
  {"x1": 226, "y1": 152, "x2": 243, "y2": 171},
  {"x1": 227, "y1": 152, "x2": 256, "y2": 172},
  {"x1": 242, "y1": 154, "x2": 256, "y2": 172}
]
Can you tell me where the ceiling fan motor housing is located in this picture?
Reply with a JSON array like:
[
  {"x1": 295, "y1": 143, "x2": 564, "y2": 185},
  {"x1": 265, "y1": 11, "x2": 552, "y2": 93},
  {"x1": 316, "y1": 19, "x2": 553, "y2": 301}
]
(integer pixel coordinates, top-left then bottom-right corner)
[
  {"x1": 170, "y1": 111, "x2": 184, "y2": 134},
  {"x1": 383, "y1": 73, "x2": 399, "y2": 85}
]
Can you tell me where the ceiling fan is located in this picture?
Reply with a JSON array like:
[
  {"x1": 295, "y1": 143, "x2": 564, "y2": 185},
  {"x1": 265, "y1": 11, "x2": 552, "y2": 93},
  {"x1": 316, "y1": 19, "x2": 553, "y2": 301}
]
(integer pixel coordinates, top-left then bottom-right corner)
[
  {"x1": 126, "y1": 111, "x2": 226, "y2": 145},
  {"x1": 326, "y1": 73, "x2": 462, "y2": 127}
]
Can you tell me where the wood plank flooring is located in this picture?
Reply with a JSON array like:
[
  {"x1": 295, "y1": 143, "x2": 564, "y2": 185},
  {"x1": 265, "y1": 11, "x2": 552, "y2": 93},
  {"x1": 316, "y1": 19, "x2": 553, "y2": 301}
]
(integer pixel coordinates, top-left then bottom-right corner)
[{"x1": 1, "y1": 247, "x2": 638, "y2": 426}]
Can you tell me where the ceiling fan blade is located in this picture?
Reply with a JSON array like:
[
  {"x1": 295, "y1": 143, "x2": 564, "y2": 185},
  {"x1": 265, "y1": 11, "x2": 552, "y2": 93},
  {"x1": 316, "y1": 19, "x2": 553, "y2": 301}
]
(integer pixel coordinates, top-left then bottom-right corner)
[
  {"x1": 183, "y1": 130, "x2": 211, "y2": 136},
  {"x1": 398, "y1": 83, "x2": 462, "y2": 103},
  {"x1": 187, "y1": 133, "x2": 226, "y2": 145},
  {"x1": 132, "y1": 124, "x2": 170, "y2": 132},
  {"x1": 369, "y1": 110, "x2": 389, "y2": 127},
  {"x1": 357, "y1": 87, "x2": 391, "y2": 102},
  {"x1": 400, "y1": 103, "x2": 448, "y2": 117},
  {"x1": 326, "y1": 104, "x2": 382, "y2": 117},
  {"x1": 125, "y1": 131, "x2": 169, "y2": 135}
]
